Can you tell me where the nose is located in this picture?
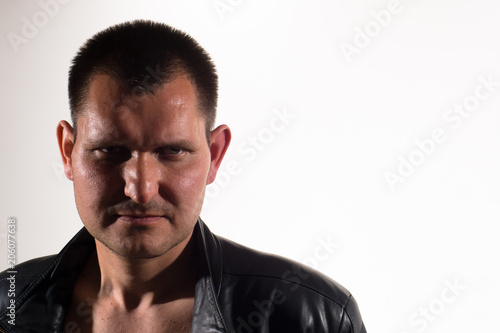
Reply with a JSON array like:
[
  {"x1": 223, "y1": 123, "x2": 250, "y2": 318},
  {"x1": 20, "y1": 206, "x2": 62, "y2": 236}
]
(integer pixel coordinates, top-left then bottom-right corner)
[{"x1": 123, "y1": 153, "x2": 160, "y2": 204}]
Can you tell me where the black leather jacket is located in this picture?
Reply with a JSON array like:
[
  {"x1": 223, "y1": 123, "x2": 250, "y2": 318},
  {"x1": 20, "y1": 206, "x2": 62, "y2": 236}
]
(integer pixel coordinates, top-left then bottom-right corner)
[{"x1": 0, "y1": 220, "x2": 366, "y2": 332}]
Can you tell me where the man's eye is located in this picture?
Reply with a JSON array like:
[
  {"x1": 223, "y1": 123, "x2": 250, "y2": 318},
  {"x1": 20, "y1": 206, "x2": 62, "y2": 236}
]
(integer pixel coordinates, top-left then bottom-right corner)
[
  {"x1": 159, "y1": 147, "x2": 185, "y2": 156},
  {"x1": 100, "y1": 146, "x2": 125, "y2": 154},
  {"x1": 94, "y1": 146, "x2": 131, "y2": 163},
  {"x1": 96, "y1": 147, "x2": 131, "y2": 158}
]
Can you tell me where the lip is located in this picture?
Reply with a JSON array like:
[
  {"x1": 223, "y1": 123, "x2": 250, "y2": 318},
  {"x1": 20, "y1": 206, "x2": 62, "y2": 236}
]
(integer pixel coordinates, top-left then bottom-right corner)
[{"x1": 117, "y1": 215, "x2": 164, "y2": 225}]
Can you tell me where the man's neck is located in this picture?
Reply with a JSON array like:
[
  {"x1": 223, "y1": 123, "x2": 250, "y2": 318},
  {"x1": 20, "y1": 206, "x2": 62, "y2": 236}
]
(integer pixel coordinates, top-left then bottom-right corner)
[
  {"x1": 64, "y1": 232, "x2": 197, "y2": 332},
  {"x1": 92, "y1": 231, "x2": 197, "y2": 310}
]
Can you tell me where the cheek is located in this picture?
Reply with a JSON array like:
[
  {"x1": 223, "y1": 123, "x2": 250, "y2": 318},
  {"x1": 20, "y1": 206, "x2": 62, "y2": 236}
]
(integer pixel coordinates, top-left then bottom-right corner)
[
  {"x1": 172, "y1": 158, "x2": 210, "y2": 209},
  {"x1": 72, "y1": 156, "x2": 117, "y2": 213}
]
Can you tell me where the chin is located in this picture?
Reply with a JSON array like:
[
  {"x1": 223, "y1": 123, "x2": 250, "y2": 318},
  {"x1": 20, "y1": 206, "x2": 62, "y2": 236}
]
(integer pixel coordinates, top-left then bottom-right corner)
[
  {"x1": 109, "y1": 237, "x2": 174, "y2": 258},
  {"x1": 118, "y1": 249, "x2": 165, "y2": 260}
]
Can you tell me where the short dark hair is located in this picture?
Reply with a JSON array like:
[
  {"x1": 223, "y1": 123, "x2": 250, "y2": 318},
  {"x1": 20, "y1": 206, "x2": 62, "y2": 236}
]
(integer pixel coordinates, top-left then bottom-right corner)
[{"x1": 68, "y1": 20, "x2": 218, "y2": 139}]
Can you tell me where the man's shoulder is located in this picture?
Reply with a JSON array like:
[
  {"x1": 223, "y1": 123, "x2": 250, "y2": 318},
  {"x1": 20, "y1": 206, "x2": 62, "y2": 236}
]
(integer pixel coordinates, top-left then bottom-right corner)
[
  {"x1": 0, "y1": 255, "x2": 58, "y2": 310},
  {"x1": 0, "y1": 255, "x2": 58, "y2": 285},
  {"x1": 0, "y1": 255, "x2": 57, "y2": 276},
  {"x1": 215, "y1": 236, "x2": 366, "y2": 332},
  {"x1": 218, "y1": 236, "x2": 350, "y2": 301}
]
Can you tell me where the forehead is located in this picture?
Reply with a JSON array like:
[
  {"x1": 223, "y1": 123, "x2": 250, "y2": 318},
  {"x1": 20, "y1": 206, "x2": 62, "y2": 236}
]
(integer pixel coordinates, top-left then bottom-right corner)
[{"x1": 77, "y1": 74, "x2": 205, "y2": 145}]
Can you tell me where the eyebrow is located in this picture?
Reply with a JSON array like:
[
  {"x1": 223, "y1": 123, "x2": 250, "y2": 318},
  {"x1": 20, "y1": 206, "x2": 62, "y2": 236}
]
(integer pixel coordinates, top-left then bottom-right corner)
[{"x1": 83, "y1": 137, "x2": 199, "y2": 150}]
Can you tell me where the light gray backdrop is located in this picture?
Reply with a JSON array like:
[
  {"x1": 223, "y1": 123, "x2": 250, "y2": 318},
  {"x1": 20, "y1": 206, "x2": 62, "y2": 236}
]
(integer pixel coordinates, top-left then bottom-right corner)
[{"x1": 1, "y1": 0, "x2": 499, "y2": 331}]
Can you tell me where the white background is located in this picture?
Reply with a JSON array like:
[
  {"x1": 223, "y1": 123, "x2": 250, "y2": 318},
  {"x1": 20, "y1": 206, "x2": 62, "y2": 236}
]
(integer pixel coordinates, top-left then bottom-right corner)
[{"x1": 1, "y1": 0, "x2": 499, "y2": 332}]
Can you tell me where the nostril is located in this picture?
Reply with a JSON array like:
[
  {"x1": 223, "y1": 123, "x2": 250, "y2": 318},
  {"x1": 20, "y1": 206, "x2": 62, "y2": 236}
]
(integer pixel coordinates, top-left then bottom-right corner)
[{"x1": 123, "y1": 155, "x2": 161, "y2": 204}]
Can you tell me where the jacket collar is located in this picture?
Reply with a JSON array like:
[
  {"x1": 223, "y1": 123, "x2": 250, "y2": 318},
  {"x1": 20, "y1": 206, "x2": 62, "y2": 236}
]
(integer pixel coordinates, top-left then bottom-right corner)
[
  {"x1": 33, "y1": 219, "x2": 227, "y2": 332},
  {"x1": 191, "y1": 219, "x2": 227, "y2": 332}
]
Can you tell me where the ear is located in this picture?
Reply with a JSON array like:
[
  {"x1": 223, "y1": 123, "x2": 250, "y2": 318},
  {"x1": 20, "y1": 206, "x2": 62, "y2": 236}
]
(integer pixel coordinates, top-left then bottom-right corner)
[
  {"x1": 56, "y1": 120, "x2": 75, "y2": 181},
  {"x1": 207, "y1": 124, "x2": 231, "y2": 184}
]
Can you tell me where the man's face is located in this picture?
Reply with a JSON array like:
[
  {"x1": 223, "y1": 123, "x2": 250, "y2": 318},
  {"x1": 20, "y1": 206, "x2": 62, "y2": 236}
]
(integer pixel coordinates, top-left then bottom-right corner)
[{"x1": 59, "y1": 74, "x2": 227, "y2": 259}]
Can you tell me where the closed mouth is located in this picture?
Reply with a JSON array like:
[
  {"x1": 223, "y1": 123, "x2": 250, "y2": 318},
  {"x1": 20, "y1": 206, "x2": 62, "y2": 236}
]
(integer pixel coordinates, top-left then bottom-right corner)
[{"x1": 117, "y1": 214, "x2": 164, "y2": 224}]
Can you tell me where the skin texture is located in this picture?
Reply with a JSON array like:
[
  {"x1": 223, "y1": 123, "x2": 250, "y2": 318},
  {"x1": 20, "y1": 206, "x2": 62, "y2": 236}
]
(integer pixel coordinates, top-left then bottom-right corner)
[{"x1": 57, "y1": 73, "x2": 231, "y2": 332}]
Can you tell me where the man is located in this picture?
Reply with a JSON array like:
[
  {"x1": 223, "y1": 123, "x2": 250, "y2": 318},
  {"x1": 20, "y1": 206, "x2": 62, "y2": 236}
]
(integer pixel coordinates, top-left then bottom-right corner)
[{"x1": 0, "y1": 20, "x2": 366, "y2": 332}]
